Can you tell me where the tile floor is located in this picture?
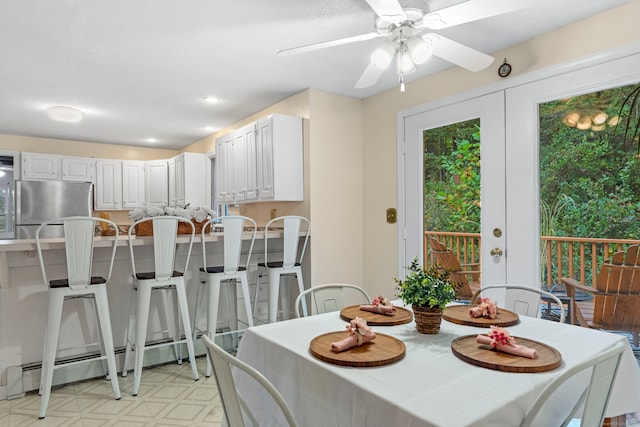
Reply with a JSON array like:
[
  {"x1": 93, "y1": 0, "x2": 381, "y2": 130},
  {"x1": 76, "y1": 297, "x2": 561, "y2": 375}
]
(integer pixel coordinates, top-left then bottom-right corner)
[{"x1": 0, "y1": 357, "x2": 223, "y2": 427}]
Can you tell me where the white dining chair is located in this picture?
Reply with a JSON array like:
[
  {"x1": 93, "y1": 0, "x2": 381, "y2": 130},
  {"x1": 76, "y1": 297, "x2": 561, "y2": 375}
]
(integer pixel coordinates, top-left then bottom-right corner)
[
  {"x1": 202, "y1": 335, "x2": 299, "y2": 427},
  {"x1": 520, "y1": 340, "x2": 625, "y2": 427},
  {"x1": 253, "y1": 215, "x2": 310, "y2": 323},
  {"x1": 294, "y1": 283, "x2": 371, "y2": 318},
  {"x1": 36, "y1": 216, "x2": 121, "y2": 419},
  {"x1": 192, "y1": 215, "x2": 256, "y2": 377},
  {"x1": 123, "y1": 216, "x2": 199, "y2": 396},
  {"x1": 471, "y1": 284, "x2": 566, "y2": 323}
]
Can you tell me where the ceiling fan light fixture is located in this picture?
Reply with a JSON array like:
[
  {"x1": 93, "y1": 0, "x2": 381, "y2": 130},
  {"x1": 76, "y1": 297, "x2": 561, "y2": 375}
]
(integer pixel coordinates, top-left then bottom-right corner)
[
  {"x1": 396, "y1": 44, "x2": 416, "y2": 76},
  {"x1": 370, "y1": 40, "x2": 396, "y2": 69},
  {"x1": 407, "y1": 36, "x2": 432, "y2": 64},
  {"x1": 46, "y1": 105, "x2": 83, "y2": 123}
]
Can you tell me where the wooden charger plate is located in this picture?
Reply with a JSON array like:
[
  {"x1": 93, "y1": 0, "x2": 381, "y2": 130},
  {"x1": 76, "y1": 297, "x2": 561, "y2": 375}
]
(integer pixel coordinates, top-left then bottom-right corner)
[
  {"x1": 340, "y1": 305, "x2": 413, "y2": 326},
  {"x1": 309, "y1": 331, "x2": 406, "y2": 367},
  {"x1": 443, "y1": 304, "x2": 519, "y2": 327},
  {"x1": 451, "y1": 335, "x2": 562, "y2": 373}
]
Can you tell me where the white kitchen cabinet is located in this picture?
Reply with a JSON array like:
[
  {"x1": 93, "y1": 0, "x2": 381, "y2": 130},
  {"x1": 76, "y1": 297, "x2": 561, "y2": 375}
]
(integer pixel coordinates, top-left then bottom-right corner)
[
  {"x1": 215, "y1": 135, "x2": 234, "y2": 204},
  {"x1": 94, "y1": 159, "x2": 122, "y2": 210},
  {"x1": 122, "y1": 160, "x2": 145, "y2": 208},
  {"x1": 145, "y1": 160, "x2": 168, "y2": 206},
  {"x1": 167, "y1": 157, "x2": 177, "y2": 206},
  {"x1": 61, "y1": 156, "x2": 94, "y2": 182},
  {"x1": 21, "y1": 152, "x2": 60, "y2": 180},
  {"x1": 256, "y1": 114, "x2": 303, "y2": 201},
  {"x1": 174, "y1": 152, "x2": 206, "y2": 207}
]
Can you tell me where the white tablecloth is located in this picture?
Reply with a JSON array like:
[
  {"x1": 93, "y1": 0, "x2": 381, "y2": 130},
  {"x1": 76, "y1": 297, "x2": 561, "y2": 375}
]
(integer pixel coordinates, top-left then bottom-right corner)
[{"x1": 235, "y1": 307, "x2": 640, "y2": 427}]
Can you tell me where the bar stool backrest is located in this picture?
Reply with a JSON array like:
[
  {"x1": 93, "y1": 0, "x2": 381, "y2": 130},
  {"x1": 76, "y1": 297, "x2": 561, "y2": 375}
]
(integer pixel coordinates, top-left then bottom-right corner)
[
  {"x1": 202, "y1": 216, "x2": 256, "y2": 273},
  {"x1": 36, "y1": 216, "x2": 119, "y2": 290},
  {"x1": 266, "y1": 215, "x2": 310, "y2": 270},
  {"x1": 128, "y1": 216, "x2": 194, "y2": 281}
]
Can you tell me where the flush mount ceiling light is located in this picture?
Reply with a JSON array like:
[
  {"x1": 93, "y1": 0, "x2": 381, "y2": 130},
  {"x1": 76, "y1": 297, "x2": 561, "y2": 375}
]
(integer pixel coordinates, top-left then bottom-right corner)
[
  {"x1": 202, "y1": 96, "x2": 221, "y2": 104},
  {"x1": 46, "y1": 105, "x2": 83, "y2": 123}
]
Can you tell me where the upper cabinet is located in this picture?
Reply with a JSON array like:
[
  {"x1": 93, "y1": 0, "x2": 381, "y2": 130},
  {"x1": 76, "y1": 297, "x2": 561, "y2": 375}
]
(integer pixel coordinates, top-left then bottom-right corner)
[
  {"x1": 22, "y1": 152, "x2": 95, "y2": 182},
  {"x1": 173, "y1": 152, "x2": 206, "y2": 207},
  {"x1": 95, "y1": 159, "x2": 123, "y2": 210},
  {"x1": 215, "y1": 114, "x2": 303, "y2": 204},
  {"x1": 122, "y1": 160, "x2": 145, "y2": 209},
  {"x1": 144, "y1": 160, "x2": 168, "y2": 207},
  {"x1": 256, "y1": 114, "x2": 303, "y2": 202}
]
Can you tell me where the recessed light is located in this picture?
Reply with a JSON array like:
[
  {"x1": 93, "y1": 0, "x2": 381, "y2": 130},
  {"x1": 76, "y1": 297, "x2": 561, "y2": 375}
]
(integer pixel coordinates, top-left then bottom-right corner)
[
  {"x1": 46, "y1": 105, "x2": 83, "y2": 123},
  {"x1": 146, "y1": 138, "x2": 157, "y2": 143},
  {"x1": 205, "y1": 126, "x2": 218, "y2": 132},
  {"x1": 202, "y1": 96, "x2": 221, "y2": 104}
]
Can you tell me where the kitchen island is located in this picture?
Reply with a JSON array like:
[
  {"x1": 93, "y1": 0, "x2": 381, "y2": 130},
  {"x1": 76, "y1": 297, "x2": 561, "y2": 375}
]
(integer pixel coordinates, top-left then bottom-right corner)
[{"x1": 0, "y1": 229, "x2": 306, "y2": 399}]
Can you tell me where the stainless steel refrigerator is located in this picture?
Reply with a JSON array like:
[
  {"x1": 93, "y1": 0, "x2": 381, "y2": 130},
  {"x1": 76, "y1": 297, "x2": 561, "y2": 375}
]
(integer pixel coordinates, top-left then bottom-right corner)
[{"x1": 15, "y1": 180, "x2": 93, "y2": 239}]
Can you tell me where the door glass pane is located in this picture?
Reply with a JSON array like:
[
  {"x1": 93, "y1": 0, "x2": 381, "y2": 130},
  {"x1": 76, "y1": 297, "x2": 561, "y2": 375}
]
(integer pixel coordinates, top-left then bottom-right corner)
[
  {"x1": 539, "y1": 82, "x2": 640, "y2": 291},
  {"x1": 424, "y1": 118, "x2": 481, "y2": 268}
]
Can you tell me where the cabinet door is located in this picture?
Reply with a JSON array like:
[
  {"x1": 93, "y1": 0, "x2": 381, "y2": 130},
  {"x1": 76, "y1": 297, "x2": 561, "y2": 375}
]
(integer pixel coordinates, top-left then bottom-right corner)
[
  {"x1": 168, "y1": 158, "x2": 177, "y2": 206},
  {"x1": 244, "y1": 124, "x2": 258, "y2": 201},
  {"x1": 122, "y1": 161, "x2": 145, "y2": 208},
  {"x1": 145, "y1": 160, "x2": 168, "y2": 206},
  {"x1": 22, "y1": 152, "x2": 60, "y2": 180},
  {"x1": 215, "y1": 136, "x2": 234, "y2": 204},
  {"x1": 233, "y1": 131, "x2": 247, "y2": 202},
  {"x1": 62, "y1": 156, "x2": 94, "y2": 182},
  {"x1": 175, "y1": 154, "x2": 186, "y2": 206},
  {"x1": 95, "y1": 159, "x2": 122, "y2": 210},
  {"x1": 257, "y1": 117, "x2": 275, "y2": 199}
]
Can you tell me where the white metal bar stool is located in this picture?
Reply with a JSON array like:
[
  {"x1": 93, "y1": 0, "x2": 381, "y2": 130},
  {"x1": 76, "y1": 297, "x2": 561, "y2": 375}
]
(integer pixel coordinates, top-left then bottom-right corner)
[
  {"x1": 123, "y1": 216, "x2": 199, "y2": 396},
  {"x1": 192, "y1": 215, "x2": 256, "y2": 377},
  {"x1": 36, "y1": 216, "x2": 121, "y2": 419},
  {"x1": 253, "y1": 215, "x2": 310, "y2": 323}
]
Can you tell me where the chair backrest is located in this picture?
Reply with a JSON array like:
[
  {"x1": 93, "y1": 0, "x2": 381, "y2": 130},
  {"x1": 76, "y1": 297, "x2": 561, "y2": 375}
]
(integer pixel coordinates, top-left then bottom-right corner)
[
  {"x1": 592, "y1": 245, "x2": 640, "y2": 332},
  {"x1": 429, "y1": 238, "x2": 474, "y2": 299},
  {"x1": 295, "y1": 283, "x2": 371, "y2": 318},
  {"x1": 264, "y1": 215, "x2": 310, "y2": 270},
  {"x1": 202, "y1": 216, "x2": 256, "y2": 273},
  {"x1": 520, "y1": 341, "x2": 625, "y2": 427},
  {"x1": 471, "y1": 284, "x2": 566, "y2": 323},
  {"x1": 36, "y1": 216, "x2": 119, "y2": 290},
  {"x1": 128, "y1": 216, "x2": 194, "y2": 281},
  {"x1": 202, "y1": 335, "x2": 298, "y2": 427}
]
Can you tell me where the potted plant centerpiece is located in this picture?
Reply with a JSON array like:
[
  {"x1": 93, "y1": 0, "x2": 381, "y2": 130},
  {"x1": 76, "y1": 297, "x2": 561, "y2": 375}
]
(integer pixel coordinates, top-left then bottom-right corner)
[{"x1": 395, "y1": 257, "x2": 456, "y2": 334}]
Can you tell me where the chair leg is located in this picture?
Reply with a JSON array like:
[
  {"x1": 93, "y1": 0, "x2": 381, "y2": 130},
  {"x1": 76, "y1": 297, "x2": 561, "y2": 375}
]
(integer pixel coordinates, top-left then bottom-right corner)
[
  {"x1": 253, "y1": 267, "x2": 265, "y2": 320},
  {"x1": 295, "y1": 268, "x2": 307, "y2": 317},
  {"x1": 204, "y1": 275, "x2": 222, "y2": 377},
  {"x1": 268, "y1": 271, "x2": 281, "y2": 324},
  {"x1": 39, "y1": 291, "x2": 64, "y2": 419},
  {"x1": 132, "y1": 283, "x2": 152, "y2": 396},
  {"x1": 122, "y1": 286, "x2": 137, "y2": 377},
  {"x1": 161, "y1": 288, "x2": 182, "y2": 365},
  {"x1": 174, "y1": 281, "x2": 199, "y2": 382},
  {"x1": 93, "y1": 287, "x2": 121, "y2": 401},
  {"x1": 192, "y1": 279, "x2": 205, "y2": 341},
  {"x1": 239, "y1": 273, "x2": 254, "y2": 328}
]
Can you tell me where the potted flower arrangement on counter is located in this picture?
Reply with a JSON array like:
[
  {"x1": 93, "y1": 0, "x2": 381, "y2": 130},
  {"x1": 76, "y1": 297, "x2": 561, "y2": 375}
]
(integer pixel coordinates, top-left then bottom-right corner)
[
  {"x1": 129, "y1": 205, "x2": 217, "y2": 235},
  {"x1": 395, "y1": 257, "x2": 456, "y2": 334}
]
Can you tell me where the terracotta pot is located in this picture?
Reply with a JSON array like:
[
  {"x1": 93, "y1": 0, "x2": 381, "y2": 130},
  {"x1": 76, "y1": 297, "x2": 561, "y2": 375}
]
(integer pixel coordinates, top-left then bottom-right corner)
[{"x1": 412, "y1": 306, "x2": 443, "y2": 334}]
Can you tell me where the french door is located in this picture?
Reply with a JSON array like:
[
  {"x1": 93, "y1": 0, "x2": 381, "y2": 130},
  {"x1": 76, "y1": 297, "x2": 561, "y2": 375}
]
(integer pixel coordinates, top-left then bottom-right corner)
[{"x1": 401, "y1": 91, "x2": 507, "y2": 285}]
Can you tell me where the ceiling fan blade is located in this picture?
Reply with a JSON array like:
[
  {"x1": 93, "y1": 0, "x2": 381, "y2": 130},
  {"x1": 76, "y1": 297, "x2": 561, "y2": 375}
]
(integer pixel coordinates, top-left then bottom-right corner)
[
  {"x1": 364, "y1": 0, "x2": 407, "y2": 24},
  {"x1": 278, "y1": 32, "x2": 382, "y2": 56},
  {"x1": 425, "y1": 34, "x2": 494, "y2": 72},
  {"x1": 423, "y1": 0, "x2": 535, "y2": 29},
  {"x1": 355, "y1": 62, "x2": 386, "y2": 89}
]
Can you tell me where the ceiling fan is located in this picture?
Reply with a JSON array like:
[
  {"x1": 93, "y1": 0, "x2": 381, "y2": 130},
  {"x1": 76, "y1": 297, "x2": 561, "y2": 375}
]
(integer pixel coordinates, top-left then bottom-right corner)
[{"x1": 279, "y1": 0, "x2": 534, "y2": 92}]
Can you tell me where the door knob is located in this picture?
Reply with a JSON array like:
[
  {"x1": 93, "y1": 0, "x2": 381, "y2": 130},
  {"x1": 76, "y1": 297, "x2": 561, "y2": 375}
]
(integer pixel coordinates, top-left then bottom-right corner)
[{"x1": 490, "y1": 247, "x2": 503, "y2": 257}]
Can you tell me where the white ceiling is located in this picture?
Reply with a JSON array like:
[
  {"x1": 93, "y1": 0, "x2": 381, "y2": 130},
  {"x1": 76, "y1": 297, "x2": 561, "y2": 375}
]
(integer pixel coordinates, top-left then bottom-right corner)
[{"x1": 0, "y1": 0, "x2": 632, "y2": 150}]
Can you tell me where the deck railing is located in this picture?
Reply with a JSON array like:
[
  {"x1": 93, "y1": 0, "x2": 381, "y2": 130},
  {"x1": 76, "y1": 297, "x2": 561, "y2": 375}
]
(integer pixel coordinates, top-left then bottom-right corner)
[{"x1": 425, "y1": 231, "x2": 640, "y2": 288}]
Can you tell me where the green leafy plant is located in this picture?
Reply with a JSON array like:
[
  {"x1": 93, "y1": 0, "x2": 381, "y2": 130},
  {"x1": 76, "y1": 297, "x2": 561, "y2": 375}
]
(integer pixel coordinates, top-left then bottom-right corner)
[{"x1": 395, "y1": 258, "x2": 456, "y2": 309}]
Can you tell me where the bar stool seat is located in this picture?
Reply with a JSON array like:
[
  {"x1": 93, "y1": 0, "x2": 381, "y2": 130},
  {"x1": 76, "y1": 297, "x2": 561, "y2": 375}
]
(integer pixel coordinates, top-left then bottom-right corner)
[
  {"x1": 123, "y1": 216, "x2": 199, "y2": 396},
  {"x1": 192, "y1": 215, "x2": 257, "y2": 377},
  {"x1": 253, "y1": 215, "x2": 310, "y2": 323},
  {"x1": 36, "y1": 216, "x2": 121, "y2": 419}
]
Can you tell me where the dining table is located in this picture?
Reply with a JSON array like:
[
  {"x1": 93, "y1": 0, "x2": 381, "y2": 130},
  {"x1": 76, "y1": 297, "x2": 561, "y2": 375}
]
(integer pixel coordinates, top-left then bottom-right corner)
[{"x1": 235, "y1": 303, "x2": 640, "y2": 427}]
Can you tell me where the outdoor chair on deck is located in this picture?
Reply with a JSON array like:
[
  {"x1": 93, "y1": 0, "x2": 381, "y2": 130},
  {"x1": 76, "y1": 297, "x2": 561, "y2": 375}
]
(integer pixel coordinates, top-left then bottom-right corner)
[
  {"x1": 562, "y1": 245, "x2": 640, "y2": 347},
  {"x1": 429, "y1": 237, "x2": 480, "y2": 300}
]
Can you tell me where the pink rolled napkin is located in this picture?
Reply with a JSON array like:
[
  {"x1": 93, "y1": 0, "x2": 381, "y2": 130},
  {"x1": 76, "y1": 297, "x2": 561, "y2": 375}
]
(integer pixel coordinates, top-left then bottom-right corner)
[
  {"x1": 331, "y1": 317, "x2": 377, "y2": 353},
  {"x1": 360, "y1": 295, "x2": 397, "y2": 315},
  {"x1": 469, "y1": 297, "x2": 498, "y2": 319},
  {"x1": 476, "y1": 326, "x2": 537, "y2": 359}
]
